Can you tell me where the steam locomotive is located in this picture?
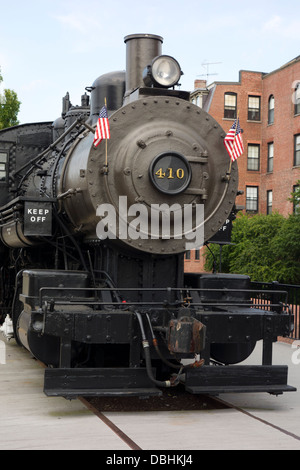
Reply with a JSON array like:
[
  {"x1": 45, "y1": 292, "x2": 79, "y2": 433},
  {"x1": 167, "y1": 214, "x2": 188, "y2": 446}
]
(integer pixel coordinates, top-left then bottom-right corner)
[{"x1": 0, "y1": 34, "x2": 295, "y2": 397}]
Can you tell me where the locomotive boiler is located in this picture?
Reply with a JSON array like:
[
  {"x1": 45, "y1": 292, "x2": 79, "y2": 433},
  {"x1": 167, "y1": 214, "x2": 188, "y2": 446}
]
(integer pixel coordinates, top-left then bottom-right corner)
[{"x1": 0, "y1": 34, "x2": 295, "y2": 397}]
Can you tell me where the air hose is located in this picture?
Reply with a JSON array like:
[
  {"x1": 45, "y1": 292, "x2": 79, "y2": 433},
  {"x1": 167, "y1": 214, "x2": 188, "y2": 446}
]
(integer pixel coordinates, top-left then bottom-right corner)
[
  {"x1": 145, "y1": 313, "x2": 184, "y2": 370},
  {"x1": 134, "y1": 311, "x2": 181, "y2": 388}
]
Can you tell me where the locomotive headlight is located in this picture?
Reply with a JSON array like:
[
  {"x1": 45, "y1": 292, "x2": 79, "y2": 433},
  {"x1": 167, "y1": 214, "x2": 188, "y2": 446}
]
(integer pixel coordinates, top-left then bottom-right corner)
[{"x1": 143, "y1": 55, "x2": 182, "y2": 88}]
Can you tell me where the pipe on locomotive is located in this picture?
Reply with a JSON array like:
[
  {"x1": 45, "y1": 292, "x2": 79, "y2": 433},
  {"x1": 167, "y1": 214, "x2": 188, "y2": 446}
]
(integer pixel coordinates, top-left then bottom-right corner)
[
  {"x1": 134, "y1": 310, "x2": 182, "y2": 388},
  {"x1": 124, "y1": 33, "x2": 163, "y2": 95},
  {"x1": 88, "y1": 33, "x2": 180, "y2": 119}
]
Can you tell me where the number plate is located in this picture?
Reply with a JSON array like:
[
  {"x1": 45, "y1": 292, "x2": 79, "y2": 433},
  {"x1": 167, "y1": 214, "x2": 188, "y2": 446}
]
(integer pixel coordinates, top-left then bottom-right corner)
[{"x1": 149, "y1": 152, "x2": 191, "y2": 194}]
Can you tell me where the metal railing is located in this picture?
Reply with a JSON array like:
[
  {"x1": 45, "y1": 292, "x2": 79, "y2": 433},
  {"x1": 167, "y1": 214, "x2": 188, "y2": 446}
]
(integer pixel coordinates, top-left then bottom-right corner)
[
  {"x1": 37, "y1": 285, "x2": 290, "y2": 309},
  {"x1": 251, "y1": 281, "x2": 300, "y2": 340}
]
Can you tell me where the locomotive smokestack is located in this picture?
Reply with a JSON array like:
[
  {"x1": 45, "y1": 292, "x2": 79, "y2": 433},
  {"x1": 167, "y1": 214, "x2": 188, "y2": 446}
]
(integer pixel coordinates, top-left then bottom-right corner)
[{"x1": 124, "y1": 34, "x2": 163, "y2": 96}]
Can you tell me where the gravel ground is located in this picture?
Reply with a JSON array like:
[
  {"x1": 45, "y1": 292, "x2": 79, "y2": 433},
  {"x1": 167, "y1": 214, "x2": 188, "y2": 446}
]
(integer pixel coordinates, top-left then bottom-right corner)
[{"x1": 86, "y1": 386, "x2": 227, "y2": 412}]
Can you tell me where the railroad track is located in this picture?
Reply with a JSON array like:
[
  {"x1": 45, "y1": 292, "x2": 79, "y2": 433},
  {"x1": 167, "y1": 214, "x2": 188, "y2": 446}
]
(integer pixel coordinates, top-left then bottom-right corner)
[
  {"x1": 3, "y1": 336, "x2": 299, "y2": 451},
  {"x1": 79, "y1": 389, "x2": 300, "y2": 451}
]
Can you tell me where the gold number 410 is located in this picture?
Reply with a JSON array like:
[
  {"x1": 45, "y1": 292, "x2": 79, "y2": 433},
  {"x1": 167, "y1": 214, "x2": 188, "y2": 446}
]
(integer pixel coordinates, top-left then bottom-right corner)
[{"x1": 155, "y1": 168, "x2": 185, "y2": 179}]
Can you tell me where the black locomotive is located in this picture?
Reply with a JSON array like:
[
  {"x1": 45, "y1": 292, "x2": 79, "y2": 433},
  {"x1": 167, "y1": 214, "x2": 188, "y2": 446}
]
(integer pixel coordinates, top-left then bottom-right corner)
[{"x1": 0, "y1": 34, "x2": 295, "y2": 397}]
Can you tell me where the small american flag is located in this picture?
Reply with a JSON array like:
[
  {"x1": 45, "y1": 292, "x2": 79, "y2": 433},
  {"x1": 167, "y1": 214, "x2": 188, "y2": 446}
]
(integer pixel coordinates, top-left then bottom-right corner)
[
  {"x1": 224, "y1": 118, "x2": 244, "y2": 161},
  {"x1": 94, "y1": 105, "x2": 110, "y2": 147}
]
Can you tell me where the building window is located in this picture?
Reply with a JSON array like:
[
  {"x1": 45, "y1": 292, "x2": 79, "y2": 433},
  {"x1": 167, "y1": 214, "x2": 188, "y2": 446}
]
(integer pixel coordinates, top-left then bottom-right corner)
[
  {"x1": 224, "y1": 92, "x2": 237, "y2": 119},
  {"x1": 246, "y1": 186, "x2": 258, "y2": 212},
  {"x1": 294, "y1": 134, "x2": 300, "y2": 166},
  {"x1": 191, "y1": 93, "x2": 202, "y2": 107},
  {"x1": 248, "y1": 96, "x2": 261, "y2": 121},
  {"x1": 195, "y1": 249, "x2": 200, "y2": 260},
  {"x1": 185, "y1": 250, "x2": 191, "y2": 260},
  {"x1": 294, "y1": 83, "x2": 300, "y2": 115},
  {"x1": 268, "y1": 95, "x2": 274, "y2": 124},
  {"x1": 267, "y1": 142, "x2": 274, "y2": 172},
  {"x1": 247, "y1": 144, "x2": 260, "y2": 171},
  {"x1": 0, "y1": 152, "x2": 7, "y2": 182},
  {"x1": 267, "y1": 190, "x2": 273, "y2": 215},
  {"x1": 293, "y1": 184, "x2": 300, "y2": 214}
]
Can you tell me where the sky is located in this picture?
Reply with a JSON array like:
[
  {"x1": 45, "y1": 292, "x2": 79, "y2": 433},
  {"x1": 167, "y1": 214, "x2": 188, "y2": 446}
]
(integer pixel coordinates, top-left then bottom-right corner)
[{"x1": 1, "y1": 0, "x2": 300, "y2": 124}]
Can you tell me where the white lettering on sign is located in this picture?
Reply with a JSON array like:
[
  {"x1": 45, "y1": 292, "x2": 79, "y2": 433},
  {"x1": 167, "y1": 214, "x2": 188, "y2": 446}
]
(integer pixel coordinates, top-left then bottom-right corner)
[{"x1": 27, "y1": 208, "x2": 50, "y2": 223}]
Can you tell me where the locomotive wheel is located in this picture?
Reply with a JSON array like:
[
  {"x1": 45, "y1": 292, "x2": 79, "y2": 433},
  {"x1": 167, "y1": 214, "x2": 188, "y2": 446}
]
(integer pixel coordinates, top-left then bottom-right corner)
[{"x1": 210, "y1": 341, "x2": 256, "y2": 365}]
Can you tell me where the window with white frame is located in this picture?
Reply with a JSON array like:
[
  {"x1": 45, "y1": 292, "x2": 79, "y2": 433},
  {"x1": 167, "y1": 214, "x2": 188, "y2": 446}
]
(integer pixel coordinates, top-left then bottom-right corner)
[
  {"x1": 224, "y1": 92, "x2": 237, "y2": 119},
  {"x1": 293, "y1": 184, "x2": 299, "y2": 214},
  {"x1": 268, "y1": 95, "x2": 274, "y2": 124},
  {"x1": 246, "y1": 186, "x2": 258, "y2": 212},
  {"x1": 295, "y1": 83, "x2": 300, "y2": 115},
  {"x1": 294, "y1": 134, "x2": 300, "y2": 166},
  {"x1": 248, "y1": 96, "x2": 261, "y2": 121},
  {"x1": 267, "y1": 142, "x2": 274, "y2": 172},
  {"x1": 267, "y1": 190, "x2": 273, "y2": 215},
  {"x1": 247, "y1": 144, "x2": 260, "y2": 171}
]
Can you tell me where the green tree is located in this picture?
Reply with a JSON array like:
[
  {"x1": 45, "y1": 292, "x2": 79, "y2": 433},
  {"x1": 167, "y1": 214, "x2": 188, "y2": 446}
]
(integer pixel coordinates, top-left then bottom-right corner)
[
  {"x1": 205, "y1": 212, "x2": 300, "y2": 284},
  {"x1": 269, "y1": 213, "x2": 300, "y2": 283},
  {"x1": 0, "y1": 67, "x2": 21, "y2": 129}
]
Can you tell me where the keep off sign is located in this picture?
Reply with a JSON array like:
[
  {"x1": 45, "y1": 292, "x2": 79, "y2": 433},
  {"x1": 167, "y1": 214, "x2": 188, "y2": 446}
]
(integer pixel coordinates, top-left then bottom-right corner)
[{"x1": 24, "y1": 202, "x2": 52, "y2": 236}]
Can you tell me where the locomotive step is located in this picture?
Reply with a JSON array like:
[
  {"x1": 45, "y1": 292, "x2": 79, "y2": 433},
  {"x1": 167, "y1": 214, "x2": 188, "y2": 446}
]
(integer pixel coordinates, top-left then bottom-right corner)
[
  {"x1": 185, "y1": 365, "x2": 297, "y2": 395},
  {"x1": 185, "y1": 384, "x2": 297, "y2": 395},
  {"x1": 44, "y1": 367, "x2": 162, "y2": 398}
]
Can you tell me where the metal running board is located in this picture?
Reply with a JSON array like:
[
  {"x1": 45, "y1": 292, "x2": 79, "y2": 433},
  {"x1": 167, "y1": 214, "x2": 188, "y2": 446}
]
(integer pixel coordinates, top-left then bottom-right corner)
[
  {"x1": 185, "y1": 365, "x2": 297, "y2": 395},
  {"x1": 44, "y1": 367, "x2": 162, "y2": 398},
  {"x1": 186, "y1": 384, "x2": 297, "y2": 395}
]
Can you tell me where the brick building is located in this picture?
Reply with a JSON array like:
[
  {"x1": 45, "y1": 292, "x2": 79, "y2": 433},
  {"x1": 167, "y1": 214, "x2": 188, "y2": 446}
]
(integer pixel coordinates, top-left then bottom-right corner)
[{"x1": 186, "y1": 56, "x2": 300, "y2": 272}]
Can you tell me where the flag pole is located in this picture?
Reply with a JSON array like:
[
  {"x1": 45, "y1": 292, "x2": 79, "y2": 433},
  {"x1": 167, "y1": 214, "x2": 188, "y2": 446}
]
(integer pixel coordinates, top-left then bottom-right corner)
[{"x1": 105, "y1": 97, "x2": 108, "y2": 170}]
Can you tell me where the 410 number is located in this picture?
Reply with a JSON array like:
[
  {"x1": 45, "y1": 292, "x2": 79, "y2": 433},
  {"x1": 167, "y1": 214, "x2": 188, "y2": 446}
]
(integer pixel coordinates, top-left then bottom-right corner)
[{"x1": 155, "y1": 168, "x2": 185, "y2": 179}]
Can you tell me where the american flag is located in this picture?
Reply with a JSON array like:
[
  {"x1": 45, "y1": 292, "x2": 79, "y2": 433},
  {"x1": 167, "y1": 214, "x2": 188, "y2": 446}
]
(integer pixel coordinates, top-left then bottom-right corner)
[
  {"x1": 94, "y1": 105, "x2": 110, "y2": 147},
  {"x1": 224, "y1": 118, "x2": 244, "y2": 161}
]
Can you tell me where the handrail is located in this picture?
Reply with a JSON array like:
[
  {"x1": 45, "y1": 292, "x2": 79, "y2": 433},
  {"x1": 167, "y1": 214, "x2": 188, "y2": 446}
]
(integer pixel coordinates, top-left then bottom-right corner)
[{"x1": 36, "y1": 285, "x2": 289, "y2": 309}]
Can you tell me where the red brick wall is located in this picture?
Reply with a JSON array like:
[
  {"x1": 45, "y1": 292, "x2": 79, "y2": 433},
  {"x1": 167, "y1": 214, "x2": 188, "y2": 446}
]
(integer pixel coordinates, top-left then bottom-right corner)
[
  {"x1": 184, "y1": 248, "x2": 207, "y2": 273},
  {"x1": 208, "y1": 71, "x2": 263, "y2": 211},
  {"x1": 184, "y1": 60, "x2": 300, "y2": 274},
  {"x1": 261, "y1": 62, "x2": 300, "y2": 215},
  {"x1": 207, "y1": 64, "x2": 300, "y2": 216}
]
